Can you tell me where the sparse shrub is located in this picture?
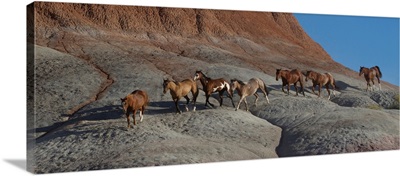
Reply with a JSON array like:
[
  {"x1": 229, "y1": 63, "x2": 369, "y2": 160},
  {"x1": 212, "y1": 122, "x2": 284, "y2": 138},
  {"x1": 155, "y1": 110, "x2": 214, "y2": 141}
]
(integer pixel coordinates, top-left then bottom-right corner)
[
  {"x1": 387, "y1": 94, "x2": 400, "y2": 109},
  {"x1": 366, "y1": 104, "x2": 382, "y2": 110},
  {"x1": 394, "y1": 94, "x2": 400, "y2": 102}
]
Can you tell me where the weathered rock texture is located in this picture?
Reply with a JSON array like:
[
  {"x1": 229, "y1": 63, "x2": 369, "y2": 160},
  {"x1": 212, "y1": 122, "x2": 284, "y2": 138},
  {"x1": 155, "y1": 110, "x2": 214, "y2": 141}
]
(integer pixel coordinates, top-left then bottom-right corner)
[{"x1": 27, "y1": 2, "x2": 399, "y2": 174}]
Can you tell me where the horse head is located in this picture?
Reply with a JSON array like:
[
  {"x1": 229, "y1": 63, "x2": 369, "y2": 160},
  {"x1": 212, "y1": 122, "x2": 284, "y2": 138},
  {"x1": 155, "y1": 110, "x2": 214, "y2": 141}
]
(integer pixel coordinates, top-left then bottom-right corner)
[
  {"x1": 230, "y1": 79, "x2": 239, "y2": 91},
  {"x1": 162, "y1": 79, "x2": 171, "y2": 94},
  {"x1": 305, "y1": 70, "x2": 311, "y2": 82},
  {"x1": 359, "y1": 66, "x2": 365, "y2": 76},
  {"x1": 194, "y1": 70, "x2": 203, "y2": 81},
  {"x1": 120, "y1": 97, "x2": 128, "y2": 113},
  {"x1": 275, "y1": 69, "x2": 282, "y2": 81}
]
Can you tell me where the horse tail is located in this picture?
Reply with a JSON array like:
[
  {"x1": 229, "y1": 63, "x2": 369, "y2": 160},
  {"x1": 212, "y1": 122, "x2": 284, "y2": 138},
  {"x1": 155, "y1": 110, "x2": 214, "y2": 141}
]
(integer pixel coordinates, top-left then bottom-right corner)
[
  {"x1": 333, "y1": 78, "x2": 339, "y2": 90},
  {"x1": 224, "y1": 81, "x2": 233, "y2": 98},
  {"x1": 326, "y1": 73, "x2": 339, "y2": 90},
  {"x1": 262, "y1": 79, "x2": 269, "y2": 96},
  {"x1": 375, "y1": 66, "x2": 382, "y2": 78},
  {"x1": 192, "y1": 80, "x2": 199, "y2": 101},
  {"x1": 143, "y1": 91, "x2": 149, "y2": 107}
]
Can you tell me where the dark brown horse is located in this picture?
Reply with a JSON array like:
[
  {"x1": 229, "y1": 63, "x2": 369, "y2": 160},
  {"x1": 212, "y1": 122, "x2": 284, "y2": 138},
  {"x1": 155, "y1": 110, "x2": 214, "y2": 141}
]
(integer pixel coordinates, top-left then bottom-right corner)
[
  {"x1": 194, "y1": 71, "x2": 235, "y2": 107},
  {"x1": 305, "y1": 70, "x2": 337, "y2": 100},
  {"x1": 275, "y1": 69, "x2": 305, "y2": 96},
  {"x1": 359, "y1": 66, "x2": 382, "y2": 91},
  {"x1": 163, "y1": 78, "x2": 199, "y2": 114},
  {"x1": 230, "y1": 78, "x2": 270, "y2": 111},
  {"x1": 120, "y1": 90, "x2": 149, "y2": 128}
]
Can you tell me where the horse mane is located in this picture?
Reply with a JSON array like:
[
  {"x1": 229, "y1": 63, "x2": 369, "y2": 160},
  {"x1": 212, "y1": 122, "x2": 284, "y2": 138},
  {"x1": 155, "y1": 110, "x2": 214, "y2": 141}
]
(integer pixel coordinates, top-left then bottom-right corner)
[
  {"x1": 375, "y1": 66, "x2": 383, "y2": 78},
  {"x1": 131, "y1": 90, "x2": 139, "y2": 94},
  {"x1": 231, "y1": 78, "x2": 246, "y2": 85},
  {"x1": 197, "y1": 70, "x2": 211, "y2": 80}
]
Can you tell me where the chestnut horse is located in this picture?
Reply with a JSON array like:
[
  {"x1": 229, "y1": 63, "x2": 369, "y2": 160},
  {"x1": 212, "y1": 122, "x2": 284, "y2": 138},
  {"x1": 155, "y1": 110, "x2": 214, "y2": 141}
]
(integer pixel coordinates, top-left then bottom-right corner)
[
  {"x1": 359, "y1": 66, "x2": 382, "y2": 91},
  {"x1": 120, "y1": 90, "x2": 149, "y2": 128},
  {"x1": 163, "y1": 78, "x2": 199, "y2": 114},
  {"x1": 275, "y1": 69, "x2": 305, "y2": 96},
  {"x1": 305, "y1": 70, "x2": 337, "y2": 100},
  {"x1": 230, "y1": 78, "x2": 270, "y2": 111},
  {"x1": 193, "y1": 71, "x2": 235, "y2": 107}
]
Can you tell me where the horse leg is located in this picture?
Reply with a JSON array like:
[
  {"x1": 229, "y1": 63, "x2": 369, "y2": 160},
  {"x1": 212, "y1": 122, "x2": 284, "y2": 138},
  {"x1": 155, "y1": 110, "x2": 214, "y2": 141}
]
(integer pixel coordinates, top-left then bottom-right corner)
[
  {"x1": 261, "y1": 86, "x2": 270, "y2": 104},
  {"x1": 287, "y1": 83, "x2": 290, "y2": 95},
  {"x1": 253, "y1": 93, "x2": 259, "y2": 106},
  {"x1": 377, "y1": 75, "x2": 382, "y2": 90},
  {"x1": 311, "y1": 83, "x2": 316, "y2": 95},
  {"x1": 125, "y1": 112, "x2": 131, "y2": 128},
  {"x1": 184, "y1": 95, "x2": 190, "y2": 112},
  {"x1": 300, "y1": 81, "x2": 305, "y2": 96},
  {"x1": 140, "y1": 106, "x2": 145, "y2": 122},
  {"x1": 235, "y1": 96, "x2": 244, "y2": 111},
  {"x1": 205, "y1": 93, "x2": 215, "y2": 107},
  {"x1": 175, "y1": 99, "x2": 182, "y2": 114},
  {"x1": 227, "y1": 90, "x2": 235, "y2": 108},
  {"x1": 326, "y1": 84, "x2": 331, "y2": 100},
  {"x1": 282, "y1": 83, "x2": 286, "y2": 93},
  {"x1": 331, "y1": 80, "x2": 336, "y2": 96},
  {"x1": 132, "y1": 109, "x2": 137, "y2": 126},
  {"x1": 318, "y1": 83, "x2": 322, "y2": 98},
  {"x1": 218, "y1": 91, "x2": 224, "y2": 106},
  {"x1": 294, "y1": 83, "x2": 299, "y2": 96},
  {"x1": 192, "y1": 89, "x2": 198, "y2": 111},
  {"x1": 243, "y1": 98, "x2": 249, "y2": 111},
  {"x1": 371, "y1": 79, "x2": 376, "y2": 91}
]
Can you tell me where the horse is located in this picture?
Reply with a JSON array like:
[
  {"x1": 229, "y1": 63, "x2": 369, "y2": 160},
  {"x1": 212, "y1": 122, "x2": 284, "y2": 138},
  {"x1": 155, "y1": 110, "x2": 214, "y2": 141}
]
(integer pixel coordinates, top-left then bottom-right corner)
[
  {"x1": 275, "y1": 69, "x2": 305, "y2": 96},
  {"x1": 230, "y1": 78, "x2": 270, "y2": 111},
  {"x1": 359, "y1": 66, "x2": 382, "y2": 91},
  {"x1": 163, "y1": 78, "x2": 199, "y2": 114},
  {"x1": 305, "y1": 70, "x2": 337, "y2": 100},
  {"x1": 120, "y1": 90, "x2": 149, "y2": 128},
  {"x1": 193, "y1": 70, "x2": 235, "y2": 108}
]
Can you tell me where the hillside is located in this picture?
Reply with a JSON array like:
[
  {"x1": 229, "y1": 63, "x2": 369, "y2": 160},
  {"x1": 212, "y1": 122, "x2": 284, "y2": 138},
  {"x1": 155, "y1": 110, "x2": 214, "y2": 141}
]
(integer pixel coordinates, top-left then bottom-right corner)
[{"x1": 27, "y1": 2, "x2": 399, "y2": 174}]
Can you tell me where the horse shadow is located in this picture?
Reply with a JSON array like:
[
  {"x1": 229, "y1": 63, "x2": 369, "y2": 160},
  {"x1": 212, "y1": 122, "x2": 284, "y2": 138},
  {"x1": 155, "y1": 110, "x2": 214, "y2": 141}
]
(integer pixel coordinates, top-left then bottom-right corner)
[
  {"x1": 69, "y1": 105, "x2": 123, "y2": 120},
  {"x1": 335, "y1": 80, "x2": 361, "y2": 91},
  {"x1": 28, "y1": 105, "x2": 125, "y2": 141},
  {"x1": 147, "y1": 100, "x2": 208, "y2": 115},
  {"x1": 268, "y1": 84, "x2": 314, "y2": 95}
]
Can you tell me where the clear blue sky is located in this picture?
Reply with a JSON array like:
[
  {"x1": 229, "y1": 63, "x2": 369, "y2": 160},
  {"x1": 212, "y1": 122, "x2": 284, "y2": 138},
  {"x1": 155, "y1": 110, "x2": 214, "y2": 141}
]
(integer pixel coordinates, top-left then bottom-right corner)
[{"x1": 294, "y1": 13, "x2": 399, "y2": 86}]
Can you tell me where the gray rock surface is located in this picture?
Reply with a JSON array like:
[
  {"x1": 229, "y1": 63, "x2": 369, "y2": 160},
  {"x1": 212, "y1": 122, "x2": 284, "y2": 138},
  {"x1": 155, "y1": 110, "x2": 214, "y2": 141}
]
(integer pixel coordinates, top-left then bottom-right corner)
[
  {"x1": 31, "y1": 108, "x2": 281, "y2": 173},
  {"x1": 29, "y1": 46, "x2": 106, "y2": 138},
  {"x1": 252, "y1": 96, "x2": 399, "y2": 156}
]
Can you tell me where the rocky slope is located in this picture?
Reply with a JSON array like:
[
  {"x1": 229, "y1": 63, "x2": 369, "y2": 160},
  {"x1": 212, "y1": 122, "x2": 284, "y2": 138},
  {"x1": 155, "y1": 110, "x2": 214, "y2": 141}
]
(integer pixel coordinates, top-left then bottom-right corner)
[{"x1": 27, "y1": 2, "x2": 399, "y2": 174}]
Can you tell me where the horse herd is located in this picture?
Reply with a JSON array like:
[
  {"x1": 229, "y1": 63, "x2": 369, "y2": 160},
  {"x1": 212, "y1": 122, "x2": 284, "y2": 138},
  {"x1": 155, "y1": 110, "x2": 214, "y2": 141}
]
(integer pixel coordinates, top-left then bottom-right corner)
[{"x1": 120, "y1": 66, "x2": 383, "y2": 128}]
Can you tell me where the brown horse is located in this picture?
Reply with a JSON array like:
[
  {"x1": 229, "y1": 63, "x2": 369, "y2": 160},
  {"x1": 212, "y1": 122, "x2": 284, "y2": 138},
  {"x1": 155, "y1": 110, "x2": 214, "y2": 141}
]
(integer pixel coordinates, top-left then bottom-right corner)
[
  {"x1": 275, "y1": 69, "x2": 305, "y2": 96},
  {"x1": 194, "y1": 71, "x2": 235, "y2": 107},
  {"x1": 163, "y1": 78, "x2": 199, "y2": 114},
  {"x1": 305, "y1": 70, "x2": 337, "y2": 100},
  {"x1": 120, "y1": 90, "x2": 149, "y2": 128},
  {"x1": 359, "y1": 66, "x2": 382, "y2": 91},
  {"x1": 230, "y1": 78, "x2": 270, "y2": 111}
]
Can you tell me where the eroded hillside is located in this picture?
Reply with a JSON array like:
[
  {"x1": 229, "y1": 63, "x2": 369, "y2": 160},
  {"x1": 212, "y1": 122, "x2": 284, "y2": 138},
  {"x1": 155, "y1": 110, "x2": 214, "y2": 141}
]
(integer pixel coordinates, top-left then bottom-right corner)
[{"x1": 27, "y1": 2, "x2": 399, "y2": 174}]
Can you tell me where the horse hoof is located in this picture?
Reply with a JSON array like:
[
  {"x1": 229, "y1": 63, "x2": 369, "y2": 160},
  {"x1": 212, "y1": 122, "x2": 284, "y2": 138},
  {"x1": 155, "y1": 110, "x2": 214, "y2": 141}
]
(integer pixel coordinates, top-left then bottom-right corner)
[{"x1": 235, "y1": 108, "x2": 238, "y2": 111}]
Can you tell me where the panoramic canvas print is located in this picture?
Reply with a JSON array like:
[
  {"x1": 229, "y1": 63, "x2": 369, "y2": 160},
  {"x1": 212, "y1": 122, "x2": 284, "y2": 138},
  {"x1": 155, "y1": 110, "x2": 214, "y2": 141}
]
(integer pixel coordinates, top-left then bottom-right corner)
[{"x1": 27, "y1": 1, "x2": 399, "y2": 174}]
